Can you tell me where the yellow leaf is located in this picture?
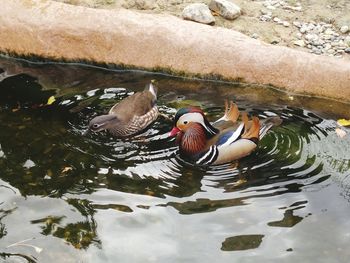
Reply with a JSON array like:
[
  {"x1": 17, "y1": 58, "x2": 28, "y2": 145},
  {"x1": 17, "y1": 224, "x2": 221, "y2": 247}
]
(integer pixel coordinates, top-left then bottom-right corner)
[
  {"x1": 233, "y1": 179, "x2": 247, "y2": 187},
  {"x1": 337, "y1": 119, "x2": 350, "y2": 127},
  {"x1": 62, "y1": 166, "x2": 73, "y2": 173},
  {"x1": 47, "y1": 96, "x2": 56, "y2": 105}
]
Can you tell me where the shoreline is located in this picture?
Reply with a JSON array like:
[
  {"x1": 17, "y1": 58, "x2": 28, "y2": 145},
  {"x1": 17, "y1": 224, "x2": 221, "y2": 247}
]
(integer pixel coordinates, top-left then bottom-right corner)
[{"x1": 0, "y1": 0, "x2": 349, "y2": 103}]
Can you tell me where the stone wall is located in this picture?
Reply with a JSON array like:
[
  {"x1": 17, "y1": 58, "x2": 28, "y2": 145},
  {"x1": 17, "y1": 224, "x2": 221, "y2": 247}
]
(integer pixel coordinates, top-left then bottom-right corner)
[{"x1": 0, "y1": 0, "x2": 350, "y2": 103}]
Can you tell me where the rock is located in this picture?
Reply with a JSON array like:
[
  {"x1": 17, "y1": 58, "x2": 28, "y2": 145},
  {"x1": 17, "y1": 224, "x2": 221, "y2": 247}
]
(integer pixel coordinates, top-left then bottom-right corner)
[
  {"x1": 340, "y1": 25, "x2": 349, "y2": 34},
  {"x1": 273, "y1": 17, "x2": 281, "y2": 23},
  {"x1": 300, "y1": 26, "x2": 307, "y2": 34},
  {"x1": 293, "y1": 21, "x2": 301, "y2": 28},
  {"x1": 270, "y1": 37, "x2": 280, "y2": 44},
  {"x1": 251, "y1": 33, "x2": 259, "y2": 39},
  {"x1": 324, "y1": 28, "x2": 335, "y2": 35},
  {"x1": 260, "y1": 9, "x2": 272, "y2": 16},
  {"x1": 305, "y1": 33, "x2": 318, "y2": 41},
  {"x1": 283, "y1": 21, "x2": 290, "y2": 27},
  {"x1": 323, "y1": 34, "x2": 332, "y2": 40},
  {"x1": 294, "y1": 40, "x2": 305, "y2": 47},
  {"x1": 296, "y1": 32, "x2": 302, "y2": 39},
  {"x1": 182, "y1": 3, "x2": 215, "y2": 25},
  {"x1": 128, "y1": 0, "x2": 158, "y2": 10},
  {"x1": 259, "y1": 15, "x2": 272, "y2": 22},
  {"x1": 324, "y1": 43, "x2": 332, "y2": 50},
  {"x1": 345, "y1": 36, "x2": 350, "y2": 44},
  {"x1": 327, "y1": 49, "x2": 335, "y2": 54},
  {"x1": 209, "y1": 0, "x2": 241, "y2": 20},
  {"x1": 345, "y1": 48, "x2": 350, "y2": 54}
]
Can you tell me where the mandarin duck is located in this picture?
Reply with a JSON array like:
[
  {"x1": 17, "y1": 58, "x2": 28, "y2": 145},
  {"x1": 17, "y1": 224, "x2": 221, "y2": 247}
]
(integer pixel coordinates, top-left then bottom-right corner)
[
  {"x1": 87, "y1": 83, "x2": 158, "y2": 137},
  {"x1": 169, "y1": 100, "x2": 282, "y2": 165}
]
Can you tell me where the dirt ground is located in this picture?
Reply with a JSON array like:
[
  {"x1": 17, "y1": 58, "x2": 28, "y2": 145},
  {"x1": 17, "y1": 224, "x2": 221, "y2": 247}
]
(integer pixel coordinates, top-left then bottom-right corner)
[{"x1": 54, "y1": 0, "x2": 350, "y2": 58}]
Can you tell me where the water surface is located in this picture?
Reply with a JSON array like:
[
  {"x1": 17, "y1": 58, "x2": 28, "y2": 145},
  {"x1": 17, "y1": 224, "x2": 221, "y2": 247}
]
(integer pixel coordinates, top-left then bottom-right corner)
[{"x1": 0, "y1": 56, "x2": 350, "y2": 263}]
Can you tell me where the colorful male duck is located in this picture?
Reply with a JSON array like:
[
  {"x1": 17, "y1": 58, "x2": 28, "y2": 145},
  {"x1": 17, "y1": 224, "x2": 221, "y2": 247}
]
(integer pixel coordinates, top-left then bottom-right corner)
[
  {"x1": 87, "y1": 82, "x2": 158, "y2": 137},
  {"x1": 169, "y1": 101, "x2": 281, "y2": 165}
]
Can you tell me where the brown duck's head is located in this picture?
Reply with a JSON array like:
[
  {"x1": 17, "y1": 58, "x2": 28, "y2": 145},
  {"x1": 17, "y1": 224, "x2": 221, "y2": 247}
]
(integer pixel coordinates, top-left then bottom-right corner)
[{"x1": 87, "y1": 114, "x2": 119, "y2": 133}]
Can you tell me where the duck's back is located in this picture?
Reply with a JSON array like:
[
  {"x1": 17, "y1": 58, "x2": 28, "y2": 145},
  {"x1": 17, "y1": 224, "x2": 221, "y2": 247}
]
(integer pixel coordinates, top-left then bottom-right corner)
[{"x1": 109, "y1": 90, "x2": 156, "y2": 123}]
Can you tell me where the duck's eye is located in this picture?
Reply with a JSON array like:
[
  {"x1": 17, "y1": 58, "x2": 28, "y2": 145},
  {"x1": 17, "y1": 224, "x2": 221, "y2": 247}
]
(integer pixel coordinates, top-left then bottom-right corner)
[
  {"x1": 92, "y1": 124, "x2": 99, "y2": 129},
  {"x1": 183, "y1": 121, "x2": 188, "y2": 125}
]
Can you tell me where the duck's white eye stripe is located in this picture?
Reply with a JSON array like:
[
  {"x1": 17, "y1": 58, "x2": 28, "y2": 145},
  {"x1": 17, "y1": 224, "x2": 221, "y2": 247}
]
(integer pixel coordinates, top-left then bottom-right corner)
[{"x1": 179, "y1": 112, "x2": 204, "y2": 125}]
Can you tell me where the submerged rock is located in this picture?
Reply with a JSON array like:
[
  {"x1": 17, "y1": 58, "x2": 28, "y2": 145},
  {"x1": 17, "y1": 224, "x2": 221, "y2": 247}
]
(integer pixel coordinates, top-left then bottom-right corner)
[
  {"x1": 209, "y1": 0, "x2": 241, "y2": 20},
  {"x1": 182, "y1": 3, "x2": 215, "y2": 25}
]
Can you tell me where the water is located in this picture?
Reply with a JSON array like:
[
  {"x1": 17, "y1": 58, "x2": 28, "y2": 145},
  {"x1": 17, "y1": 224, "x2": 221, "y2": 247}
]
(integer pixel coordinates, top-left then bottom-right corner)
[{"x1": 0, "y1": 56, "x2": 350, "y2": 263}]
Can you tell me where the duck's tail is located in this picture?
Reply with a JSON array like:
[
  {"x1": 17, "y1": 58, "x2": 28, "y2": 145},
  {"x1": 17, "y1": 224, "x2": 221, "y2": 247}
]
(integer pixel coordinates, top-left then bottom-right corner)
[
  {"x1": 259, "y1": 116, "x2": 282, "y2": 138},
  {"x1": 215, "y1": 100, "x2": 240, "y2": 123}
]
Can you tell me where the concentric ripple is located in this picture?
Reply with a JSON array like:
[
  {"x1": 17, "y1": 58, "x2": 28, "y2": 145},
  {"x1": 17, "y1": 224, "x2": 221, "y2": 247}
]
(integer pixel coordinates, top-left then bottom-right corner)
[{"x1": 1, "y1": 58, "x2": 350, "y2": 261}]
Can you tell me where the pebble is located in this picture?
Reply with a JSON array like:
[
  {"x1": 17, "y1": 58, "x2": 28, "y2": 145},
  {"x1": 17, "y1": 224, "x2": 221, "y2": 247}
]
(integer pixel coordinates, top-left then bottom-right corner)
[
  {"x1": 324, "y1": 43, "x2": 332, "y2": 50},
  {"x1": 182, "y1": 3, "x2": 215, "y2": 25},
  {"x1": 294, "y1": 40, "x2": 305, "y2": 47},
  {"x1": 340, "y1": 25, "x2": 349, "y2": 34},
  {"x1": 260, "y1": 15, "x2": 272, "y2": 22},
  {"x1": 209, "y1": 0, "x2": 241, "y2": 20},
  {"x1": 324, "y1": 28, "x2": 335, "y2": 35},
  {"x1": 251, "y1": 33, "x2": 259, "y2": 39},
  {"x1": 260, "y1": 9, "x2": 272, "y2": 16},
  {"x1": 293, "y1": 21, "x2": 301, "y2": 28},
  {"x1": 300, "y1": 26, "x2": 307, "y2": 34},
  {"x1": 257, "y1": 1, "x2": 349, "y2": 58},
  {"x1": 283, "y1": 21, "x2": 290, "y2": 27}
]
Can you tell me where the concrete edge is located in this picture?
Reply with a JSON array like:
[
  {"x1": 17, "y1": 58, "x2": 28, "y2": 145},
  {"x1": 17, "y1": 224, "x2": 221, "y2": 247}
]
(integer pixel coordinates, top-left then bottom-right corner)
[{"x1": 0, "y1": 0, "x2": 350, "y2": 103}]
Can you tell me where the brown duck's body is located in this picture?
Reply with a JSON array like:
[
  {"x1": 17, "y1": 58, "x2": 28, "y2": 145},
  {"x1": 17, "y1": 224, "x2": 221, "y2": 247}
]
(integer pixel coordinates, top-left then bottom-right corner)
[{"x1": 87, "y1": 83, "x2": 158, "y2": 137}]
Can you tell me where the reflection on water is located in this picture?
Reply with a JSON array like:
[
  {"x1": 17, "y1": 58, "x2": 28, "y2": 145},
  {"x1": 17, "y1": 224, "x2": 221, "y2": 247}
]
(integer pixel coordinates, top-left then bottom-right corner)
[
  {"x1": 0, "y1": 56, "x2": 350, "y2": 262},
  {"x1": 221, "y1": 235, "x2": 264, "y2": 251}
]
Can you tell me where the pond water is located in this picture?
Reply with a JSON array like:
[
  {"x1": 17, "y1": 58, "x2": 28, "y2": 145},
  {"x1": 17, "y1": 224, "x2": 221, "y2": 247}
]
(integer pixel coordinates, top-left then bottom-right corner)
[{"x1": 0, "y1": 56, "x2": 350, "y2": 263}]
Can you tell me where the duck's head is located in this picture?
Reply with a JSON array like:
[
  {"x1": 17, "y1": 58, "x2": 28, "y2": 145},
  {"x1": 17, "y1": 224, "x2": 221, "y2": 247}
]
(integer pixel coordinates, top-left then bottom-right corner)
[
  {"x1": 86, "y1": 114, "x2": 119, "y2": 133},
  {"x1": 169, "y1": 107, "x2": 217, "y2": 137}
]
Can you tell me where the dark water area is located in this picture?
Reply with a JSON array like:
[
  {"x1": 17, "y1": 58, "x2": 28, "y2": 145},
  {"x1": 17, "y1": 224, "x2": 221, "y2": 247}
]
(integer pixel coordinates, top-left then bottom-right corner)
[{"x1": 0, "y1": 56, "x2": 349, "y2": 263}]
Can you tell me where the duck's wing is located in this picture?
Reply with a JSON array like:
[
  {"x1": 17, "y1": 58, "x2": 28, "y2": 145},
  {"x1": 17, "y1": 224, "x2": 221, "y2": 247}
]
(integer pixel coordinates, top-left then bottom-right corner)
[
  {"x1": 109, "y1": 84, "x2": 157, "y2": 123},
  {"x1": 195, "y1": 122, "x2": 247, "y2": 166}
]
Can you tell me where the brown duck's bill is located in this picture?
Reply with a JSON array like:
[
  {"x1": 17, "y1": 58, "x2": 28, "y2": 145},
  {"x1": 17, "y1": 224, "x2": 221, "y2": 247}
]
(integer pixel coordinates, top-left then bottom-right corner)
[{"x1": 169, "y1": 127, "x2": 180, "y2": 137}]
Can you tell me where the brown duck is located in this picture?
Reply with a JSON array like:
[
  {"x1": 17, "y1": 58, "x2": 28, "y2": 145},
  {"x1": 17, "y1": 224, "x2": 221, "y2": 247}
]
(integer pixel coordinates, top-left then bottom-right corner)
[{"x1": 87, "y1": 83, "x2": 158, "y2": 137}]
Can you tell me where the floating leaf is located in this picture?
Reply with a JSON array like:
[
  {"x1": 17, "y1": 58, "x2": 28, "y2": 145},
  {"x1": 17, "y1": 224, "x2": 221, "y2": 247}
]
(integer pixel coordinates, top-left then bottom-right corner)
[
  {"x1": 233, "y1": 179, "x2": 247, "y2": 187},
  {"x1": 62, "y1": 166, "x2": 73, "y2": 173},
  {"x1": 47, "y1": 96, "x2": 56, "y2": 105},
  {"x1": 337, "y1": 119, "x2": 350, "y2": 127}
]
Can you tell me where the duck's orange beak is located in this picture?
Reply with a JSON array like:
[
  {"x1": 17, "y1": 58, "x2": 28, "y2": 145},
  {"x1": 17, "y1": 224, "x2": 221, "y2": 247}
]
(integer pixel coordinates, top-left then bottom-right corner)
[{"x1": 169, "y1": 126, "x2": 180, "y2": 137}]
